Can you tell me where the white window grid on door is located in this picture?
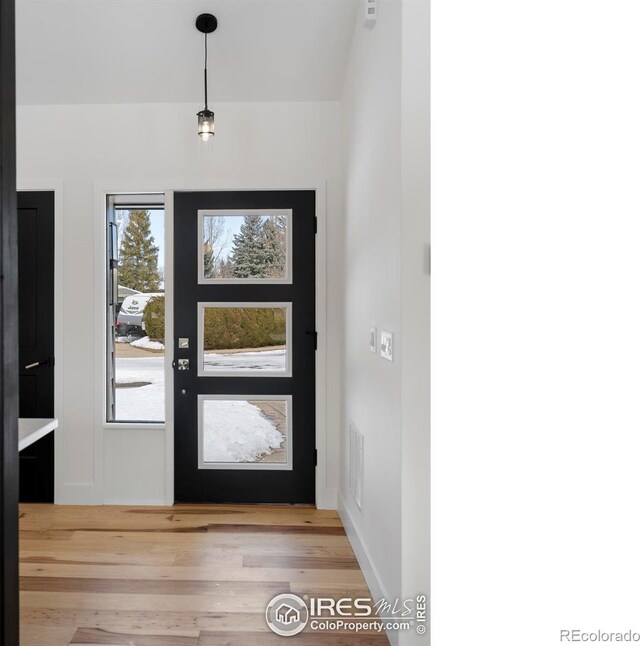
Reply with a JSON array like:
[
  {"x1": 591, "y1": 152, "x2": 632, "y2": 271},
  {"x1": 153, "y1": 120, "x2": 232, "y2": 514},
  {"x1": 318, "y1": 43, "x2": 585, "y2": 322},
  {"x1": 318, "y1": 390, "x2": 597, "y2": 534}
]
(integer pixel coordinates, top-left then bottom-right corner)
[
  {"x1": 197, "y1": 301, "x2": 293, "y2": 378},
  {"x1": 197, "y1": 394, "x2": 293, "y2": 470},
  {"x1": 197, "y1": 209, "x2": 293, "y2": 285}
]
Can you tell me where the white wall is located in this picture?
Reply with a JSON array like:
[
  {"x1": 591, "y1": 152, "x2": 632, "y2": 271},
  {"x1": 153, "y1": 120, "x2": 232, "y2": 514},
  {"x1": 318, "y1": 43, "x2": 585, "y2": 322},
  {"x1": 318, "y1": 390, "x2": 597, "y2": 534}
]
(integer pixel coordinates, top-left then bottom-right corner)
[
  {"x1": 339, "y1": 1, "x2": 429, "y2": 644},
  {"x1": 16, "y1": 100, "x2": 343, "y2": 506},
  {"x1": 340, "y1": 0, "x2": 403, "y2": 606},
  {"x1": 400, "y1": 1, "x2": 429, "y2": 644}
]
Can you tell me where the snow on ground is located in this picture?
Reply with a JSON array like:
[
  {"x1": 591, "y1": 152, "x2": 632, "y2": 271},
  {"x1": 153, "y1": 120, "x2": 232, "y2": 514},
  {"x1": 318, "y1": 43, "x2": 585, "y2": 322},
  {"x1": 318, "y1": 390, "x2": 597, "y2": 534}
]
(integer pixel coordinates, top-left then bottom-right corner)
[
  {"x1": 204, "y1": 349, "x2": 286, "y2": 371},
  {"x1": 115, "y1": 355, "x2": 285, "y2": 463},
  {"x1": 115, "y1": 356, "x2": 165, "y2": 421},
  {"x1": 203, "y1": 400, "x2": 284, "y2": 463},
  {"x1": 131, "y1": 336, "x2": 165, "y2": 350}
]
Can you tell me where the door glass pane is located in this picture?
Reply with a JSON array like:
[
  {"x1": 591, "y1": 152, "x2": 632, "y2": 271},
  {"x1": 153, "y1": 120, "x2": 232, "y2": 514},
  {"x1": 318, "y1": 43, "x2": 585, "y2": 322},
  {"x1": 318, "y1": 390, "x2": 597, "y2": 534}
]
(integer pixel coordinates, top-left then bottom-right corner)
[
  {"x1": 199, "y1": 396, "x2": 291, "y2": 469},
  {"x1": 199, "y1": 211, "x2": 291, "y2": 283},
  {"x1": 198, "y1": 303, "x2": 290, "y2": 376}
]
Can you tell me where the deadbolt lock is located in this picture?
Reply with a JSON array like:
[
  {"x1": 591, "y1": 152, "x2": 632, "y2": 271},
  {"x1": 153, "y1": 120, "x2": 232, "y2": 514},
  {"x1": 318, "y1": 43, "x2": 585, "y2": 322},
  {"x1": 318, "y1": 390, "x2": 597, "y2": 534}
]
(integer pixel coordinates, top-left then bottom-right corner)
[{"x1": 178, "y1": 359, "x2": 190, "y2": 371}]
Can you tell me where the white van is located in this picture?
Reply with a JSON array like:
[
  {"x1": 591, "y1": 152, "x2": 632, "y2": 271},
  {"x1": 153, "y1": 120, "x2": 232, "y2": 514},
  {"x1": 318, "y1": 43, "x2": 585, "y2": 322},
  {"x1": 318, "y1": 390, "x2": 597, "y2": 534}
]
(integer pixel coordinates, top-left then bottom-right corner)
[{"x1": 116, "y1": 293, "x2": 163, "y2": 337}]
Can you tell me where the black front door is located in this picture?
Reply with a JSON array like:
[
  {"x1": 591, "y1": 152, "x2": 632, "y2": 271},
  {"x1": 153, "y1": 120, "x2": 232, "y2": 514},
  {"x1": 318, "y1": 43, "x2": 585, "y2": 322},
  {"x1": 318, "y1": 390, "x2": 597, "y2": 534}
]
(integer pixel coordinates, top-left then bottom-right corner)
[
  {"x1": 173, "y1": 190, "x2": 316, "y2": 503},
  {"x1": 18, "y1": 191, "x2": 55, "y2": 502}
]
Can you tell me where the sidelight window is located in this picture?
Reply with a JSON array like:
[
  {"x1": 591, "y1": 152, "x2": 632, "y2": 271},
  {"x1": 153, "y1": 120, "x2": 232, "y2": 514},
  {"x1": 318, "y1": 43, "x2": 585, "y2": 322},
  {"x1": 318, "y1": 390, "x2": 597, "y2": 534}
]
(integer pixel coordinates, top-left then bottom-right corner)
[{"x1": 105, "y1": 194, "x2": 165, "y2": 423}]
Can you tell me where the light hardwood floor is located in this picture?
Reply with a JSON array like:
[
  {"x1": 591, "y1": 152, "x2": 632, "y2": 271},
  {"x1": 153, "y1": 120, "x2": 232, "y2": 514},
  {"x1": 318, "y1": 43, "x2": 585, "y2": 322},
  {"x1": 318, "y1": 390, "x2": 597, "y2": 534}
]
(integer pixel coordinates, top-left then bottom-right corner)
[{"x1": 19, "y1": 504, "x2": 389, "y2": 645}]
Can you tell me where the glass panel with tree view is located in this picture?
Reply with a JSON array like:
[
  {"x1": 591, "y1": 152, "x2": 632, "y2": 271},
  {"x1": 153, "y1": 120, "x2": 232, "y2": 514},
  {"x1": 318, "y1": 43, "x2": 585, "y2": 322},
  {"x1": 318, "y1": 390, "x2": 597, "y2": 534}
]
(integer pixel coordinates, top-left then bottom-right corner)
[
  {"x1": 201, "y1": 305, "x2": 288, "y2": 374},
  {"x1": 201, "y1": 212, "x2": 289, "y2": 281},
  {"x1": 113, "y1": 208, "x2": 165, "y2": 422}
]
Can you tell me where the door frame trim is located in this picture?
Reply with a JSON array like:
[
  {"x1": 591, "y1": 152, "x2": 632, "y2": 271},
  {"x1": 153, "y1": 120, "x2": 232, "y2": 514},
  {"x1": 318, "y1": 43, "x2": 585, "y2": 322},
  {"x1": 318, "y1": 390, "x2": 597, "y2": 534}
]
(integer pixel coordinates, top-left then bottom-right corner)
[
  {"x1": 93, "y1": 180, "x2": 330, "y2": 509},
  {"x1": 0, "y1": 0, "x2": 19, "y2": 633}
]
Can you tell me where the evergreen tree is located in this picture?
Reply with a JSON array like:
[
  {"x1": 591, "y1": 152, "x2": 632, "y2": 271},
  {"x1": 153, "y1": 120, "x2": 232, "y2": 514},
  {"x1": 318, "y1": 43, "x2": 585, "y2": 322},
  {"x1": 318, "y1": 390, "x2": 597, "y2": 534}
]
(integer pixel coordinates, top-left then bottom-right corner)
[
  {"x1": 118, "y1": 210, "x2": 161, "y2": 292},
  {"x1": 274, "y1": 214, "x2": 287, "y2": 265},
  {"x1": 229, "y1": 215, "x2": 270, "y2": 278},
  {"x1": 262, "y1": 216, "x2": 286, "y2": 277},
  {"x1": 218, "y1": 258, "x2": 234, "y2": 278}
]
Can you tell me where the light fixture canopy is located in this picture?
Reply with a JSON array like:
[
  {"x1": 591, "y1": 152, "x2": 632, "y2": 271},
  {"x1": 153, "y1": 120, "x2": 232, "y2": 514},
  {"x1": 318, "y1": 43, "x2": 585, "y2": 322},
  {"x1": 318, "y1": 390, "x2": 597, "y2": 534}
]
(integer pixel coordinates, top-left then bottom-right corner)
[{"x1": 195, "y1": 14, "x2": 218, "y2": 141}]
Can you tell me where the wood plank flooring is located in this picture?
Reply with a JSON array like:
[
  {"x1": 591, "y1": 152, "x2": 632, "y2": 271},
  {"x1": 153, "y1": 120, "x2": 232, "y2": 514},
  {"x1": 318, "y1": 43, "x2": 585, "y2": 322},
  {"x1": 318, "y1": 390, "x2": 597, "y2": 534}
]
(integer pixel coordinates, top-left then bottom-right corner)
[{"x1": 19, "y1": 504, "x2": 389, "y2": 645}]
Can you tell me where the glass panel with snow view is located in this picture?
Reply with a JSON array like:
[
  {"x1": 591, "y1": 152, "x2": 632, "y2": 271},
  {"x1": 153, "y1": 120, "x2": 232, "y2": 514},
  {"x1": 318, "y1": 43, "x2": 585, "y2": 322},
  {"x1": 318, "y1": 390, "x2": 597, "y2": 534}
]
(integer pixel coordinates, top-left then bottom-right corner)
[
  {"x1": 199, "y1": 396, "x2": 291, "y2": 469},
  {"x1": 112, "y1": 206, "x2": 165, "y2": 422},
  {"x1": 198, "y1": 303, "x2": 290, "y2": 377},
  {"x1": 198, "y1": 211, "x2": 291, "y2": 283}
]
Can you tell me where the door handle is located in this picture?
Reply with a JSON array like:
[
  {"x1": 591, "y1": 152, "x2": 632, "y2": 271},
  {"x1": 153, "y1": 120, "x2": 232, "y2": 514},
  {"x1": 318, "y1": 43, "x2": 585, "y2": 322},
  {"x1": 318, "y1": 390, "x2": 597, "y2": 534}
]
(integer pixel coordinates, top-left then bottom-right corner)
[{"x1": 24, "y1": 359, "x2": 51, "y2": 370}]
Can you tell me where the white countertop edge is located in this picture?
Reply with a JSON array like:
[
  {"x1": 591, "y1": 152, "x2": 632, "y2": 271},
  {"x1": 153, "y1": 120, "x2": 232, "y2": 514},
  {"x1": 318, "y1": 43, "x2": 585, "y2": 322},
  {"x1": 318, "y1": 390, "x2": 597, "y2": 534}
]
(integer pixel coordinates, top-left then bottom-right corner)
[{"x1": 18, "y1": 418, "x2": 58, "y2": 452}]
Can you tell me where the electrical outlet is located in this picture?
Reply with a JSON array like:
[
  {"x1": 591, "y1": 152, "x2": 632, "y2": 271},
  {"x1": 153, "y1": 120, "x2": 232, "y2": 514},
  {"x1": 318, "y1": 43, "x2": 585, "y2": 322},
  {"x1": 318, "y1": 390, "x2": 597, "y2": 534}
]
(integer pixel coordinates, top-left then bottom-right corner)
[
  {"x1": 369, "y1": 326, "x2": 377, "y2": 352},
  {"x1": 380, "y1": 329, "x2": 393, "y2": 361}
]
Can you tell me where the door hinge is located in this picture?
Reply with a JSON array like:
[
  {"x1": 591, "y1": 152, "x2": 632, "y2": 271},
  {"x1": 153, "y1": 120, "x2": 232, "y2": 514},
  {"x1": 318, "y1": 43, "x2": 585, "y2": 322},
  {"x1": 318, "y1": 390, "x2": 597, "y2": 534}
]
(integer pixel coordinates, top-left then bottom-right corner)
[
  {"x1": 314, "y1": 449, "x2": 318, "y2": 466},
  {"x1": 313, "y1": 216, "x2": 318, "y2": 234},
  {"x1": 307, "y1": 330, "x2": 318, "y2": 350}
]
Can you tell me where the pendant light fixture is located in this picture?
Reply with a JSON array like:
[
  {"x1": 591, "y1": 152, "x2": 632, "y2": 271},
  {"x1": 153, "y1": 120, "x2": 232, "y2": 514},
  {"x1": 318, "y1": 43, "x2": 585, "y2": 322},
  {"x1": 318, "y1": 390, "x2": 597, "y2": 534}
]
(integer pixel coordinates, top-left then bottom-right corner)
[{"x1": 195, "y1": 13, "x2": 218, "y2": 141}]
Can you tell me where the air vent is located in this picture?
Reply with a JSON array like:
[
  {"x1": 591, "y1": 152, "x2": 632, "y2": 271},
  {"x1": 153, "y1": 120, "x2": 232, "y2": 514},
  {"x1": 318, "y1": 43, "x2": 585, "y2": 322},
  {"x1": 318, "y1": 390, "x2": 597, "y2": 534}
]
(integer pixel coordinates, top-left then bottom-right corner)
[{"x1": 348, "y1": 422, "x2": 363, "y2": 510}]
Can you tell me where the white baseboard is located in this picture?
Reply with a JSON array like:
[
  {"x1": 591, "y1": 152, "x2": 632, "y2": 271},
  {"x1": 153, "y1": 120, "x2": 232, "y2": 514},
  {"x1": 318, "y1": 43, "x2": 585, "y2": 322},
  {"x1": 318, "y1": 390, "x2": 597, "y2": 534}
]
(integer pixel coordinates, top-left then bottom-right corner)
[
  {"x1": 54, "y1": 483, "x2": 99, "y2": 505},
  {"x1": 54, "y1": 485, "x2": 338, "y2": 508},
  {"x1": 317, "y1": 486, "x2": 338, "y2": 510},
  {"x1": 103, "y1": 496, "x2": 166, "y2": 506},
  {"x1": 338, "y1": 491, "x2": 399, "y2": 646}
]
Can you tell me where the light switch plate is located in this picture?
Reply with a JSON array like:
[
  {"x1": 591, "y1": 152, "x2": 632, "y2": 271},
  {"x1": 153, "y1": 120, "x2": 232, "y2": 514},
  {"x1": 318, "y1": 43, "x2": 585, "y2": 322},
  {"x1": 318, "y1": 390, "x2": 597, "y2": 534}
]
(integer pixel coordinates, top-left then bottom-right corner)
[
  {"x1": 364, "y1": 0, "x2": 377, "y2": 26},
  {"x1": 369, "y1": 326, "x2": 377, "y2": 352},
  {"x1": 380, "y1": 329, "x2": 393, "y2": 362}
]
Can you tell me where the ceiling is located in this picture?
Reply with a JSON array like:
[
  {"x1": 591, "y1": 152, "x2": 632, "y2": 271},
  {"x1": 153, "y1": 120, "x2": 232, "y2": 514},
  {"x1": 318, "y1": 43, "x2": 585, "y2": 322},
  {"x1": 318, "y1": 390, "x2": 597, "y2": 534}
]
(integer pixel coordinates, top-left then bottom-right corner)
[{"x1": 16, "y1": 0, "x2": 358, "y2": 105}]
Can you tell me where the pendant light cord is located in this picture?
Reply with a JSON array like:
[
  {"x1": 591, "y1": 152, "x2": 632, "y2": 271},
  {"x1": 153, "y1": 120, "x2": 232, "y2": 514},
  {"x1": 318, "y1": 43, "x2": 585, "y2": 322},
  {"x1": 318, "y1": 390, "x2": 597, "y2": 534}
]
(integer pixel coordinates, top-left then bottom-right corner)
[{"x1": 203, "y1": 32, "x2": 209, "y2": 109}]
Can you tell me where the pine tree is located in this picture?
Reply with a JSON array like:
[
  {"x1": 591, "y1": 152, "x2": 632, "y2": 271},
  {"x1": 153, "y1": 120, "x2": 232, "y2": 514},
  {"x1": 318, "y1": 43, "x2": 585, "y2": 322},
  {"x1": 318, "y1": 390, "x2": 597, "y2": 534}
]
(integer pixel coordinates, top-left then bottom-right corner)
[
  {"x1": 218, "y1": 258, "x2": 234, "y2": 278},
  {"x1": 118, "y1": 210, "x2": 161, "y2": 292},
  {"x1": 262, "y1": 216, "x2": 286, "y2": 277},
  {"x1": 229, "y1": 215, "x2": 270, "y2": 278}
]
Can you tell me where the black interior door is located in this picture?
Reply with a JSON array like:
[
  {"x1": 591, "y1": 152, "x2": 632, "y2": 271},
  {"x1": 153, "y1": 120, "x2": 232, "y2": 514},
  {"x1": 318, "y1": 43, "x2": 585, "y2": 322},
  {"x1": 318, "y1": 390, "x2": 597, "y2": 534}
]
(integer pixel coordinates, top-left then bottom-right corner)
[
  {"x1": 174, "y1": 190, "x2": 316, "y2": 504},
  {"x1": 18, "y1": 191, "x2": 55, "y2": 502}
]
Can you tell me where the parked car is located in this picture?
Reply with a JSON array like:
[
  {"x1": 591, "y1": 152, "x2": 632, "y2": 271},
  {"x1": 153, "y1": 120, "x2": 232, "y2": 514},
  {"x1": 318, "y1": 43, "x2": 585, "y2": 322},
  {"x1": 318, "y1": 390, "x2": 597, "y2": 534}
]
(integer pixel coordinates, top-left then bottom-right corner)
[{"x1": 116, "y1": 292, "x2": 163, "y2": 338}]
